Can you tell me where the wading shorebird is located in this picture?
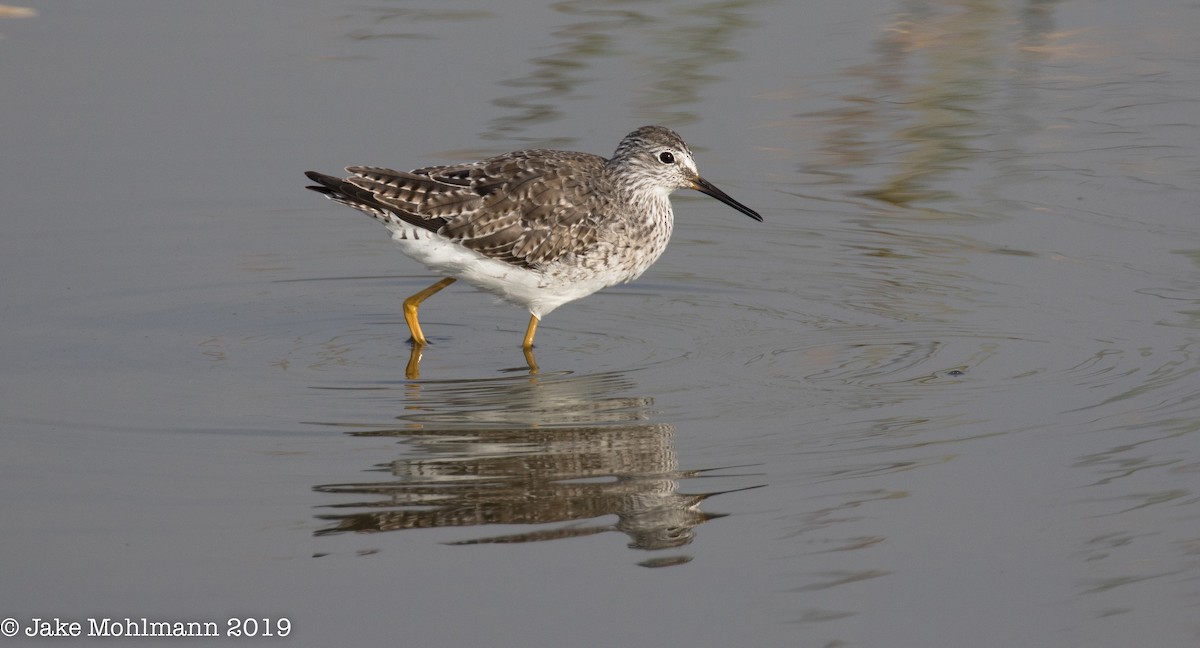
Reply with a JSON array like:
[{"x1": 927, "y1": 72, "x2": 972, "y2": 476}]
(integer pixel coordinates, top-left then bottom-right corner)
[{"x1": 305, "y1": 125, "x2": 761, "y2": 373}]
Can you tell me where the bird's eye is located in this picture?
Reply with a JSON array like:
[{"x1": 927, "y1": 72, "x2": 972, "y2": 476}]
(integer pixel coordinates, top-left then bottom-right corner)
[{"x1": 658, "y1": 151, "x2": 675, "y2": 164}]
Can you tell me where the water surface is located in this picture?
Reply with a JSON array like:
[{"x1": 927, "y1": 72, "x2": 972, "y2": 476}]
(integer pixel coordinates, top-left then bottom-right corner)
[{"x1": 2, "y1": 0, "x2": 1198, "y2": 646}]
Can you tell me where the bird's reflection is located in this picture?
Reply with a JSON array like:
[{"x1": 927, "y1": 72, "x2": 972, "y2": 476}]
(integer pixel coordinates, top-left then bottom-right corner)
[{"x1": 313, "y1": 370, "x2": 761, "y2": 565}]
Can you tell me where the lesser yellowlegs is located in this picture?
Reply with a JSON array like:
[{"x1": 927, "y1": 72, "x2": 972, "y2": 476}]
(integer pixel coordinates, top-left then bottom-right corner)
[{"x1": 305, "y1": 125, "x2": 761, "y2": 354}]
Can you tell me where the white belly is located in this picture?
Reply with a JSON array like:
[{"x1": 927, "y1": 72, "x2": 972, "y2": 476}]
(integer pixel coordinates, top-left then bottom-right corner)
[{"x1": 390, "y1": 228, "x2": 616, "y2": 319}]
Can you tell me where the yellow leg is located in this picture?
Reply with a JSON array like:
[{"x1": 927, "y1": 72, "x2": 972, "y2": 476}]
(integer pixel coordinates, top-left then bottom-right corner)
[
  {"x1": 522, "y1": 346, "x2": 540, "y2": 375},
  {"x1": 522, "y1": 315, "x2": 540, "y2": 375},
  {"x1": 522, "y1": 314, "x2": 540, "y2": 350},
  {"x1": 402, "y1": 277, "x2": 456, "y2": 345}
]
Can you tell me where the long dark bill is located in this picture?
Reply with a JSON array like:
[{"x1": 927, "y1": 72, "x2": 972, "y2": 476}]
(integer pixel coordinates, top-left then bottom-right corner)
[{"x1": 692, "y1": 177, "x2": 764, "y2": 222}]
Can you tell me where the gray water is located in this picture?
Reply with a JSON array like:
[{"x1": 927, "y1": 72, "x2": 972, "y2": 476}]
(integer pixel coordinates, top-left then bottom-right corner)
[{"x1": 2, "y1": 1, "x2": 1198, "y2": 646}]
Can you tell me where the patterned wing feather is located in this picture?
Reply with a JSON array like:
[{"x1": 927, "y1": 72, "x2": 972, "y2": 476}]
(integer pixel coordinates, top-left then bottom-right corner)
[{"x1": 308, "y1": 150, "x2": 611, "y2": 269}]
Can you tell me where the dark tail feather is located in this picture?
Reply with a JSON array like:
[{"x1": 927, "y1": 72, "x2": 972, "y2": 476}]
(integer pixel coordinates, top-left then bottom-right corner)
[
  {"x1": 304, "y1": 170, "x2": 395, "y2": 222},
  {"x1": 304, "y1": 170, "x2": 356, "y2": 200}
]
